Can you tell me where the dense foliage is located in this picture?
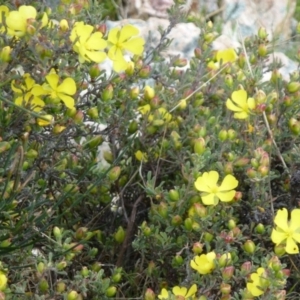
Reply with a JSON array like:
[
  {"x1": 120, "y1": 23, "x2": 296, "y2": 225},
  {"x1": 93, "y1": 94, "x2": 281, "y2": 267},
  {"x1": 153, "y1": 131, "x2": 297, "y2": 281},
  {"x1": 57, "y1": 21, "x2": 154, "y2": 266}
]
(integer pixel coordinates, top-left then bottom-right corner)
[{"x1": 1, "y1": 1, "x2": 300, "y2": 299}]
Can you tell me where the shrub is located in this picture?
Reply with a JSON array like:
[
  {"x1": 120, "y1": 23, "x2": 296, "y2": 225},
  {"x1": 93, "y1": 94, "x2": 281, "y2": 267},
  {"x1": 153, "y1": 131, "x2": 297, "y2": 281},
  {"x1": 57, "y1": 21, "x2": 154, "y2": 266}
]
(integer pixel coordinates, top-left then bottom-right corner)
[{"x1": 0, "y1": 1, "x2": 300, "y2": 299}]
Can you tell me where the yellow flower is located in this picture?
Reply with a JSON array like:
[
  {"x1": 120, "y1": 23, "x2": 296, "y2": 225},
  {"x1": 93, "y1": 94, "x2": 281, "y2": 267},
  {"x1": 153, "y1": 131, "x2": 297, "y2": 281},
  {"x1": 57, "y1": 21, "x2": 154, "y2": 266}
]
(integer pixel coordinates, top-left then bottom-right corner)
[
  {"x1": 207, "y1": 48, "x2": 237, "y2": 69},
  {"x1": 12, "y1": 73, "x2": 46, "y2": 112},
  {"x1": 158, "y1": 284, "x2": 197, "y2": 299},
  {"x1": 271, "y1": 208, "x2": 300, "y2": 254},
  {"x1": 246, "y1": 267, "x2": 269, "y2": 297},
  {"x1": 135, "y1": 150, "x2": 148, "y2": 162},
  {"x1": 0, "y1": 272, "x2": 7, "y2": 291},
  {"x1": 107, "y1": 24, "x2": 145, "y2": 72},
  {"x1": 216, "y1": 48, "x2": 237, "y2": 64},
  {"x1": 0, "y1": 6, "x2": 9, "y2": 33},
  {"x1": 70, "y1": 21, "x2": 107, "y2": 63},
  {"x1": 194, "y1": 171, "x2": 238, "y2": 206},
  {"x1": 190, "y1": 251, "x2": 216, "y2": 275},
  {"x1": 6, "y1": 5, "x2": 44, "y2": 37},
  {"x1": 226, "y1": 90, "x2": 256, "y2": 119},
  {"x1": 43, "y1": 70, "x2": 76, "y2": 109}
]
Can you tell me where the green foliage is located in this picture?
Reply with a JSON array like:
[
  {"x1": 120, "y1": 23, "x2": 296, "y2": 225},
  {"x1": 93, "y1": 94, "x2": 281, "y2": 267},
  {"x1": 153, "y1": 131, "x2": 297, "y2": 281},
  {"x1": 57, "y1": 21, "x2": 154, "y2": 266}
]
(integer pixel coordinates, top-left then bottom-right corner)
[{"x1": 1, "y1": 1, "x2": 300, "y2": 300}]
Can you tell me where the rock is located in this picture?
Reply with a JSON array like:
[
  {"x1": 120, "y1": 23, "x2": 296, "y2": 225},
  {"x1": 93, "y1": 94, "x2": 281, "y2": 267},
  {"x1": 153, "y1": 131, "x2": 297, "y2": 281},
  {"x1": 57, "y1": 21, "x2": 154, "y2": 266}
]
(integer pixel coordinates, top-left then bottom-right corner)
[{"x1": 222, "y1": 0, "x2": 296, "y2": 42}]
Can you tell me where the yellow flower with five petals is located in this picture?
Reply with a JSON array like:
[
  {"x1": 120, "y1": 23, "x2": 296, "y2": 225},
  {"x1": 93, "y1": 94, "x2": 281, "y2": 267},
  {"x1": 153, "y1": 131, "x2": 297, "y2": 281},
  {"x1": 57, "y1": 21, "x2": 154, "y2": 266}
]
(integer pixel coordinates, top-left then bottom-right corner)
[
  {"x1": 226, "y1": 90, "x2": 255, "y2": 119},
  {"x1": 70, "y1": 21, "x2": 107, "y2": 63},
  {"x1": 271, "y1": 208, "x2": 300, "y2": 254},
  {"x1": 190, "y1": 251, "x2": 216, "y2": 275},
  {"x1": 107, "y1": 24, "x2": 145, "y2": 72},
  {"x1": 246, "y1": 267, "x2": 269, "y2": 297},
  {"x1": 158, "y1": 284, "x2": 197, "y2": 299},
  {"x1": 12, "y1": 73, "x2": 47, "y2": 112},
  {"x1": 43, "y1": 70, "x2": 76, "y2": 109},
  {"x1": 194, "y1": 171, "x2": 238, "y2": 206}
]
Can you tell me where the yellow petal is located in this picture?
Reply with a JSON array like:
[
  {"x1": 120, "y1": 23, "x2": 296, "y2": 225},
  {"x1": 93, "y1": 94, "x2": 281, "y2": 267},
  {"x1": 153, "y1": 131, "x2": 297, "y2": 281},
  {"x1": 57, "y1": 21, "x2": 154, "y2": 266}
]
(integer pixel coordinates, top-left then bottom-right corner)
[
  {"x1": 119, "y1": 24, "x2": 139, "y2": 43},
  {"x1": 226, "y1": 99, "x2": 243, "y2": 112},
  {"x1": 113, "y1": 56, "x2": 128, "y2": 73},
  {"x1": 58, "y1": 94, "x2": 75, "y2": 109},
  {"x1": 57, "y1": 78, "x2": 76, "y2": 95},
  {"x1": 172, "y1": 286, "x2": 187, "y2": 297},
  {"x1": 247, "y1": 97, "x2": 256, "y2": 110},
  {"x1": 219, "y1": 174, "x2": 238, "y2": 191},
  {"x1": 19, "y1": 5, "x2": 37, "y2": 19},
  {"x1": 231, "y1": 90, "x2": 247, "y2": 107},
  {"x1": 274, "y1": 208, "x2": 289, "y2": 232},
  {"x1": 194, "y1": 176, "x2": 211, "y2": 193},
  {"x1": 46, "y1": 73, "x2": 59, "y2": 90},
  {"x1": 85, "y1": 50, "x2": 107, "y2": 63},
  {"x1": 85, "y1": 32, "x2": 107, "y2": 50},
  {"x1": 107, "y1": 27, "x2": 119, "y2": 44},
  {"x1": 233, "y1": 111, "x2": 249, "y2": 119},
  {"x1": 286, "y1": 237, "x2": 299, "y2": 254},
  {"x1": 271, "y1": 228, "x2": 287, "y2": 245},
  {"x1": 158, "y1": 288, "x2": 169, "y2": 300},
  {"x1": 216, "y1": 190, "x2": 236, "y2": 202},
  {"x1": 121, "y1": 37, "x2": 145, "y2": 55},
  {"x1": 290, "y1": 209, "x2": 300, "y2": 231},
  {"x1": 201, "y1": 193, "x2": 218, "y2": 206},
  {"x1": 186, "y1": 284, "x2": 197, "y2": 298}
]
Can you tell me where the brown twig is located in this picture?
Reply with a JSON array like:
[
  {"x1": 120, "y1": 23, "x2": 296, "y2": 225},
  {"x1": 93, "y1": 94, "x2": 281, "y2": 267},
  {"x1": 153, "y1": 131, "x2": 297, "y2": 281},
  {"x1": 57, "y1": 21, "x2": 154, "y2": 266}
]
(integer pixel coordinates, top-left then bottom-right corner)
[{"x1": 116, "y1": 195, "x2": 144, "y2": 267}]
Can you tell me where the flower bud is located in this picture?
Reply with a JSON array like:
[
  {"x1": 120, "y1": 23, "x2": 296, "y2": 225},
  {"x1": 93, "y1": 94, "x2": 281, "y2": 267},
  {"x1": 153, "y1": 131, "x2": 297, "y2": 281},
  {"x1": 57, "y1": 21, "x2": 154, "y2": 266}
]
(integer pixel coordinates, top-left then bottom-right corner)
[
  {"x1": 106, "y1": 286, "x2": 117, "y2": 297},
  {"x1": 139, "y1": 65, "x2": 151, "y2": 78},
  {"x1": 193, "y1": 137, "x2": 206, "y2": 154},
  {"x1": 102, "y1": 84, "x2": 114, "y2": 102},
  {"x1": 130, "y1": 86, "x2": 140, "y2": 99},
  {"x1": 39, "y1": 278, "x2": 49, "y2": 293},
  {"x1": 222, "y1": 266, "x2": 234, "y2": 280},
  {"x1": 241, "y1": 261, "x2": 252, "y2": 275},
  {"x1": 287, "y1": 81, "x2": 300, "y2": 93},
  {"x1": 0, "y1": 46, "x2": 12, "y2": 62},
  {"x1": 204, "y1": 232, "x2": 214, "y2": 242},
  {"x1": 59, "y1": 19, "x2": 69, "y2": 31},
  {"x1": 144, "y1": 288, "x2": 155, "y2": 300},
  {"x1": 258, "y1": 44, "x2": 267, "y2": 57},
  {"x1": 96, "y1": 23, "x2": 106, "y2": 35},
  {"x1": 246, "y1": 168, "x2": 257, "y2": 179},
  {"x1": 194, "y1": 47, "x2": 202, "y2": 59},
  {"x1": 144, "y1": 85, "x2": 155, "y2": 101},
  {"x1": 192, "y1": 242, "x2": 203, "y2": 254},
  {"x1": 157, "y1": 202, "x2": 168, "y2": 219},
  {"x1": 224, "y1": 74, "x2": 233, "y2": 88},
  {"x1": 171, "y1": 215, "x2": 182, "y2": 226},
  {"x1": 37, "y1": 262, "x2": 45, "y2": 273},
  {"x1": 218, "y1": 129, "x2": 228, "y2": 141},
  {"x1": 56, "y1": 281, "x2": 66, "y2": 293},
  {"x1": 219, "y1": 253, "x2": 232, "y2": 268},
  {"x1": 220, "y1": 283, "x2": 231, "y2": 295},
  {"x1": 289, "y1": 118, "x2": 300, "y2": 135},
  {"x1": 53, "y1": 226, "x2": 62, "y2": 240},
  {"x1": 108, "y1": 166, "x2": 121, "y2": 181},
  {"x1": 274, "y1": 244, "x2": 286, "y2": 256},
  {"x1": 168, "y1": 189, "x2": 179, "y2": 202},
  {"x1": 255, "y1": 223, "x2": 265, "y2": 234},
  {"x1": 56, "y1": 261, "x2": 67, "y2": 271},
  {"x1": 67, "y1": 291, "x2": 78, "y2": 300},
  {"x1": 114, "y1": 226, "x2": 125, "y2": 243},
  {"x1": 258, "y1": 27, "x2": 268, "y2": 39},
  {"x1": 184, "y1": 218, "x2": 193, "y2": 231},
  {"x1": 72, "y1": 110, "x2": 84, "y2": 124},
  {"x1": 125, "y1": 61, "x2": 135, "y2": 76},
  {"x1": 243, "y1": 240, "x2": 256, "y2": 254},
  {"x1": 228, "y1": 219, "x2": 236, "y2": 230}
]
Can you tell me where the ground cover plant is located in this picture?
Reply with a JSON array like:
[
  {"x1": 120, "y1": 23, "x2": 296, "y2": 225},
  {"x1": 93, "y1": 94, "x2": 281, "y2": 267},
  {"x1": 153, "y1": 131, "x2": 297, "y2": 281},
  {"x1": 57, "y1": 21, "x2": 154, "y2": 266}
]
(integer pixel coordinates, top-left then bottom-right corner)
[{"x1": 1, "y1": 0, "x2": 300, "y2": 299}]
